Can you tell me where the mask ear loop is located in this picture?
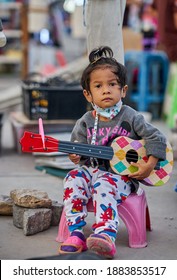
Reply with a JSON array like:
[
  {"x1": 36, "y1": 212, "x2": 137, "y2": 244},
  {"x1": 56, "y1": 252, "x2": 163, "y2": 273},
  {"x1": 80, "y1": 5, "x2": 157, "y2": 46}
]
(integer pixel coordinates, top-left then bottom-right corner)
[{"x1": 90, "y1": 112, "x2": 99, "y2": 168}]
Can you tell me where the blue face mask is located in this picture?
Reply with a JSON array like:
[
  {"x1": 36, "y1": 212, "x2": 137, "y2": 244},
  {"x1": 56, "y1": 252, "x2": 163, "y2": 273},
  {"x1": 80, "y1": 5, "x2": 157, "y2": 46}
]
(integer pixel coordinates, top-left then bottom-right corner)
[{"x1": 91, "y1": 100, "x2": 122, "y2": 119}]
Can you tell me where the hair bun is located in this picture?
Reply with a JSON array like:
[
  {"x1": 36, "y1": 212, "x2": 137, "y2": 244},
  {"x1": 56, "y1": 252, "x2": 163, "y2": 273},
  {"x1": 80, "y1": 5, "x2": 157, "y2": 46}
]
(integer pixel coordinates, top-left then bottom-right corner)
[{"x1": 89, "y1": 46, "x2": 114, "y2": 64}]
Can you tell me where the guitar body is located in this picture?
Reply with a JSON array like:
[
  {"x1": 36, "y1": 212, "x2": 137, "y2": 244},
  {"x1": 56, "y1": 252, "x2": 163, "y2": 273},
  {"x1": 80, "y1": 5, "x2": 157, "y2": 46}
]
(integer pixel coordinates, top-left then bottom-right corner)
[
  {"x1": 20, "y1": 132, "x2": 173, "y2": 187},
  {"x1": 110, "y1": 136, "x2": 173, "y2": 186}
]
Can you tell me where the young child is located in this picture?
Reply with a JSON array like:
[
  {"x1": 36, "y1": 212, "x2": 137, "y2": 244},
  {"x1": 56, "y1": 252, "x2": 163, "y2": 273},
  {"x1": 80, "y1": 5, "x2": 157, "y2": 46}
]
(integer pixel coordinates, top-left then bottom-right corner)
[{"x1": 58, "y1": 46, "x2": 167, "y2": 258}]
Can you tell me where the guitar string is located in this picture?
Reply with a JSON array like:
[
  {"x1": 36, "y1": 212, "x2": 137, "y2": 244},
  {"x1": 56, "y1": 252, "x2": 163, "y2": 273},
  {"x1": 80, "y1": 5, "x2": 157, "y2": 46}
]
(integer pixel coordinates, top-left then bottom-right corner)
[
  {"x1": 31, "y1": 143, "x2": 113, "y2": 159},
  {"x1": 30, "y1": 135, "x2": 145, "y2": 161},
  {"x1": 31, "y1": 135, "x2": 113, "y2": 157},
  {"x1": 59, "y1": 141, "x2": 112, "y2": 159},
  {"x1": 32, "y1": 145, "x2": 143, "y2": 161}
]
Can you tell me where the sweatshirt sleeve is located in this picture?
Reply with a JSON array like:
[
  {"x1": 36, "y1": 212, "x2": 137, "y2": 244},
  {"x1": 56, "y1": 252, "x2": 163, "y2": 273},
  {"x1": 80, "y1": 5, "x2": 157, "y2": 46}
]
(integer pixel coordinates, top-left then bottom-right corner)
[
  {"x1": 70, "y1": 116, "x2": 88, "y2": 144},
  {"x1": 132, "y1": 113, "x2": 167, "y2": 160}
]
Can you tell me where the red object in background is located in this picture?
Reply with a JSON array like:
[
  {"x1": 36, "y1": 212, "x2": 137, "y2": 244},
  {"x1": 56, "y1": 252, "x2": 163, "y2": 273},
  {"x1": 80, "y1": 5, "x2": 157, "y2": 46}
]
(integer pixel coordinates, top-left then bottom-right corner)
[{"x1": 56, "y1": 50, "x2": 67, "y2": 67}]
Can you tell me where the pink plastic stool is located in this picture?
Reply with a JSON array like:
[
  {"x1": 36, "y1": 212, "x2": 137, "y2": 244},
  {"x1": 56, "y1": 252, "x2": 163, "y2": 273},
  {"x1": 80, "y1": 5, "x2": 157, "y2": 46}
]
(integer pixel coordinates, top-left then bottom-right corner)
[{"x1": 56, "y1": 189, "x2": 151, "y2": 248}]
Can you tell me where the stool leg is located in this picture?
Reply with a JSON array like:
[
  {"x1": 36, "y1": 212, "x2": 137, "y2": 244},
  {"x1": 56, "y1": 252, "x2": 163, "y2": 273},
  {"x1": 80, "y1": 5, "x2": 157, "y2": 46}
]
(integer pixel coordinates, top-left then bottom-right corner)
[
  {"x1": 56, "y1": 199, "x2": 94, "y2": 243},
  {"x1": 56, "y1": 208, "x2": 70, "y2": 243},
  {"x1": 119, "y1": 192, "x2": 150, "y2": 248},
  {"x1": 146, "y1": 205, "x2": 152, "y2": 231}
]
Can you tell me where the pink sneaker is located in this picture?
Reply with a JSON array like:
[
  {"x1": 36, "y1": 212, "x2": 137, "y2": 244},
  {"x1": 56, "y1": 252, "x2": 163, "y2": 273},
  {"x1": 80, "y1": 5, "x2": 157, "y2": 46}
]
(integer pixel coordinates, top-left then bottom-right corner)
[
  {"x1": 59, "y1": 232, "x2": 87, "y2": 255},
  {"x1": 87, "y1": 234, "x2": 116, "y2": 259}
]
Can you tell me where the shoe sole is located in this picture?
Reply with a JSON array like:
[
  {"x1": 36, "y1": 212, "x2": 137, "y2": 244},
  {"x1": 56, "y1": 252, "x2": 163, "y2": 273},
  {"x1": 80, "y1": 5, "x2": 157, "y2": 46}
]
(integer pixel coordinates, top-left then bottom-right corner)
[{"x1": 87, "y1": 236, "x2": 116, "y2": 259}]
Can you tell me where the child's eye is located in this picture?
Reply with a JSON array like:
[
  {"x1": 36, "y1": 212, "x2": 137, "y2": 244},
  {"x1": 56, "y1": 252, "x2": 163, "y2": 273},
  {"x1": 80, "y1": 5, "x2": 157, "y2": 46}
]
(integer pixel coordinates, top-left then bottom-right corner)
[
  {"x1": 110, "y1": 82, "x2": 117, "y2": 86},
  {"x1": 95, "y1": 84, "x2": 101, "y2": 88}
]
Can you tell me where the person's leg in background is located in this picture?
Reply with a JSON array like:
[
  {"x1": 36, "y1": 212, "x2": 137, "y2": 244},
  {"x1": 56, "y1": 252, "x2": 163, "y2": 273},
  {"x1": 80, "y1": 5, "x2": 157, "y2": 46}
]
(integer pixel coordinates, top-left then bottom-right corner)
[{"x1": 84, "y1": 0, "x2": 126, "y2": 65}]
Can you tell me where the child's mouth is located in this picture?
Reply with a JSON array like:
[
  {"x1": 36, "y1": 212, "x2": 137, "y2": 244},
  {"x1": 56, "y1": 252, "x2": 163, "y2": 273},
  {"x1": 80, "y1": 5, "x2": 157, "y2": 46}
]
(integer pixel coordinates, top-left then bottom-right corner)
[{"x1": 102, "y1": 98, "x2": 112, "y2": 102}]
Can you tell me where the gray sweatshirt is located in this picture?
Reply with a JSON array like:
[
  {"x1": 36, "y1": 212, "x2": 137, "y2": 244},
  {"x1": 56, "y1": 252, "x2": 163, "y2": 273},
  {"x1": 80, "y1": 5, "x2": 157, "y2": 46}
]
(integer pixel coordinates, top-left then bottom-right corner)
[{"x1": 71, "y1": 105, "x2": 167, "y2": 164}]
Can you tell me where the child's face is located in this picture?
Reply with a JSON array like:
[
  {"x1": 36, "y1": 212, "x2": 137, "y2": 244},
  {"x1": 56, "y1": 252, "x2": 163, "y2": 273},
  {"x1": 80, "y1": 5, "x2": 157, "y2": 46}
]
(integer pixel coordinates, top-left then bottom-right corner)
[{"x1": 83, "y1": 67, "x2": 127, "y2": 109}]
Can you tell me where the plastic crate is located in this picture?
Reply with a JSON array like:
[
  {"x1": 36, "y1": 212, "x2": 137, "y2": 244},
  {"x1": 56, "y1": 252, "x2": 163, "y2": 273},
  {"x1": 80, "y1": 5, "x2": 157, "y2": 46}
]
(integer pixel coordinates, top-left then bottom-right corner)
[{"x1": 22, "y1": 81, "x2": 89, "y2": 120}]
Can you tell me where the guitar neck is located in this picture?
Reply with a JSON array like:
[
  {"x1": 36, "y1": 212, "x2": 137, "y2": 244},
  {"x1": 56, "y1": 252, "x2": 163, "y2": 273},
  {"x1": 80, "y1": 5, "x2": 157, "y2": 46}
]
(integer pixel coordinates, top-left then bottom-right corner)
[{"x1": 59, "y1": 140, "x2": 113, "y2": 160}]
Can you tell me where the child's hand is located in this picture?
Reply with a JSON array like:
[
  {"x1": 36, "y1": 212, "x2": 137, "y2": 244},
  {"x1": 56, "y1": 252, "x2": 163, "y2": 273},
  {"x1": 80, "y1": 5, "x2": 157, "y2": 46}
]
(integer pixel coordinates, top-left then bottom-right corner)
[
  {"x1": 128, "y1": 155, "x2": 159, "y2": 180},
  {"x1": 69, "y1": 154, "x2": 81, "y2": 165}
]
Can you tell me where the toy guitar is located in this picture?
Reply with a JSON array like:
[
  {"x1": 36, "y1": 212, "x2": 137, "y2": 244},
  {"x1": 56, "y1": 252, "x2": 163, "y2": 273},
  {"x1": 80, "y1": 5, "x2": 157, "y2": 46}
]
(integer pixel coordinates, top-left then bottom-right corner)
[{"x1": 20, "y1": 131, "x2": 173, "y2": 187}]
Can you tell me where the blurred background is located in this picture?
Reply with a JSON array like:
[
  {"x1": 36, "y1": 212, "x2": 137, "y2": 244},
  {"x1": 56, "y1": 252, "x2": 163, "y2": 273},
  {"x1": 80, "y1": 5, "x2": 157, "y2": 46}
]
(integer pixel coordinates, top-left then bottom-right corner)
[{"x1": 0, "y1": 0, "x2": 177, "y2": 154}]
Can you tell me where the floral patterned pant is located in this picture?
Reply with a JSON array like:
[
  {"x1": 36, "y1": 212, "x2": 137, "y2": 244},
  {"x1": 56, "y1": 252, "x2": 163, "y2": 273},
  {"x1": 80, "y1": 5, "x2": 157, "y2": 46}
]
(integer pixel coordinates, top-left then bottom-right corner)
[{"x1": 63, "y1": 166, "x2": 133, "y2": 239}]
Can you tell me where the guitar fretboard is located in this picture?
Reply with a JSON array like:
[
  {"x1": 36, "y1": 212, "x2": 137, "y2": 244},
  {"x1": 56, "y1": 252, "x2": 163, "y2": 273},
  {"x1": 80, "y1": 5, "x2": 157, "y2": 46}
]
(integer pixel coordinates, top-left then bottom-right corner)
[{"x1": 59, "y1": 141, "x2": 114, "y2": 160}]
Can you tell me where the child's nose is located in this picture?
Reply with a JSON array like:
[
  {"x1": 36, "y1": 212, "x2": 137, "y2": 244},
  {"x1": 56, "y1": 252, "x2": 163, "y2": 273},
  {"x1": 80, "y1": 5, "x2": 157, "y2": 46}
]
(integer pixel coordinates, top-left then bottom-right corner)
[{"x1": 103, "y1": 85, "x2": 111, "y2": 94}]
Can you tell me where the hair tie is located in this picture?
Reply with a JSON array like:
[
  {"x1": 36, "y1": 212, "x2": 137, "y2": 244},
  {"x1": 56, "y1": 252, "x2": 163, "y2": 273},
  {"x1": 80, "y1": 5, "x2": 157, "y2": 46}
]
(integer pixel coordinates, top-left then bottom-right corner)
[{"x1": 91, "y1": 57, "x2": 102, "y2": 65}]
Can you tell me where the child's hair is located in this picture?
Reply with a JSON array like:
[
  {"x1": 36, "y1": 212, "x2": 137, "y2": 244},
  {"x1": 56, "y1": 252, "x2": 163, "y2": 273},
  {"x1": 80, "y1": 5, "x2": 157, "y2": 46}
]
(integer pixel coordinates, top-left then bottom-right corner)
[{"x1": 81, "y1": 46, "x2": 127, "y2": 92}]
